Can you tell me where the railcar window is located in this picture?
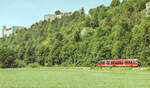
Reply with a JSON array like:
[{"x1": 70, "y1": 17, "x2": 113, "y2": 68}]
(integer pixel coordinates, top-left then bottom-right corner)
[
  {"x1": 126, "y1": 61, "x2": 134, "y2": 63},
  {"x1": 107, "y1": 61, "x2": 113, "y2": 65},
  {"x1": 115, "y1": 61, "x2": 122, "y2": 64},
  {"x1": 107, "y1": 61, "x2": 110, "y2": 64},
  {"x1": 126, "y1": 61, "x2": 129, "y2": 63},
  {"x1": 100, "y1": 62, "x2": 104, "y2": 64},
  {"x1": 132, "y1": 61, "x2": 135, "y2": 63},
  {"x1": 115, "y1": 61, "x2": 119, "y2": 64},
  {"x1": 111, "y1": 61, "x2": 114, "y2": 64},
  {"x1": 118, "y1": 61, "x2": 122, "y2": 64}
]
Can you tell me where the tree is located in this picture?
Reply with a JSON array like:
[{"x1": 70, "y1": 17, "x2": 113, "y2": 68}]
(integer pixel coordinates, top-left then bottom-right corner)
[
  {"x1": 0, "y1": 48, "x2": 18, "y2": 68},
  {"x1": 71, "y1": 11, "x2": 80, "y2": 20},
  {"x1": 85, "y1": 16, "x2": 92, "y2": 27},
  {"x1": 1, "y1": 0, "x2": 150, "y2": 67},
  {"x1": 81, "y1": 8, "x2": 85, "y2": 15},
  {"x1": 55, "y1": 10, "x2": 62, "y2": 15},
  {"x1": 80, "y1": 8, "x2": 85, "y2": 21},
  {"x1": 55, "y1": 32, "x2": 64, "y2": 41},
  {"x1": 72, "y1": 29, "x2": 81, "y2": 43},
  {"x1": 110, "y1": 0, "x2": 120, "y2": 7}
]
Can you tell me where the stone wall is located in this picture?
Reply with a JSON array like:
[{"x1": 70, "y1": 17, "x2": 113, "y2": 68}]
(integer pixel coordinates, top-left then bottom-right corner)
[
  {"x1": 44, "y1": 14, "x2": 62, "y2": 21},
  {"x1": 146, "y1": 2, "x2": 150, "y2": 17},
  {"x1": 44, "y1": 14, "x2": 56, "y2": 21}
]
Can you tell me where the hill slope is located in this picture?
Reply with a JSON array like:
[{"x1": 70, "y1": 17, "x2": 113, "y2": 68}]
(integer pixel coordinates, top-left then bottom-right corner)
[{"x1": 1, "y1": 0, "x2": 150, "y2": 67}]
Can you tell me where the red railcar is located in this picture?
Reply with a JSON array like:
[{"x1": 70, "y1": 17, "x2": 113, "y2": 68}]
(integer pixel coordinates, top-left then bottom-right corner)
[{"x1": 98, "y1": 59, "x2": 140, "y2": 67}]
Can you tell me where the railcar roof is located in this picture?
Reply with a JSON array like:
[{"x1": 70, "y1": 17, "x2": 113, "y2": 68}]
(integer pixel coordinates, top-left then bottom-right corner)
[{"x1": 99, "y1": 59, "x2": 139, "y2": 61}]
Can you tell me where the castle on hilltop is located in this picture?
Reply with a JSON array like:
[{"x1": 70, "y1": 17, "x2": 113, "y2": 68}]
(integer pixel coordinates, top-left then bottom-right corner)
[
  {"x1": 2, "y1": 26, "x2": 25, "y2": 37},
  {"x1": 44, "y1": 12, "x2": 72, "y2": 21},
  {"x1": 44, "y1": 14, "x2": 62, "y2": 21}
]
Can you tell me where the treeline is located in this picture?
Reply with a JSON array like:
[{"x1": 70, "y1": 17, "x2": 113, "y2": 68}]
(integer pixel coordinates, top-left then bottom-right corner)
[{"x1": 1, "y1": 0, "x2": 150, "y2": 68}]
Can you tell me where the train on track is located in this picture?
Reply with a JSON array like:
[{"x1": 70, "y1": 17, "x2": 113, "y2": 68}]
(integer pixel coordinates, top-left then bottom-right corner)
[{"x1": 98, "y1": 59, "x2": 140, "y2": 67}]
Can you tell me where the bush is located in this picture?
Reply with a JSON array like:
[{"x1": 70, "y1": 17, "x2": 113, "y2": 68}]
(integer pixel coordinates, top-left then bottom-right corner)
[
  {"x1": 15, "y1": 60, "x2": 26, "y2": 68},
  {"x1": 0, "y1": 48, "x2": 18, "y2": 68},
  {"x1": 0, "y1": 63, "x2": 2, "y2": 68},
  {"x1": 147, "y1": 67, "x2": 150, "y2": 71},
  {"x1": 28, "y1": 63, "x2": 40, "y2": 68}
]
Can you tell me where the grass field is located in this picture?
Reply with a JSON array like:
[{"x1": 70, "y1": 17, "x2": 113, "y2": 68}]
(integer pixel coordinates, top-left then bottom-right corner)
[{"x1": 0, "y1": 68, "x2": 150, "y2": 88}]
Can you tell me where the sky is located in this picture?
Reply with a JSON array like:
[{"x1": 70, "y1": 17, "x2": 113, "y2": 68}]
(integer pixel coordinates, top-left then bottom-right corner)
[{"x1": 0, "y1": 0, "x2": 122, "y2": 37}]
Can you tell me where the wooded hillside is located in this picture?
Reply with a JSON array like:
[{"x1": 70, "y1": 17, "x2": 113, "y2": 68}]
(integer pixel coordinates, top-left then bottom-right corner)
[{"x1": 1, "y1": 0, "x2": 150, "y2": 67}]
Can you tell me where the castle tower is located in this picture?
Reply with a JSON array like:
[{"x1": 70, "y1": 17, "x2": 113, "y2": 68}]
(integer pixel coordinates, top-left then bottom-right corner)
[{"x1": 146, "y1": 2, "x2": 150, "y2": 17}]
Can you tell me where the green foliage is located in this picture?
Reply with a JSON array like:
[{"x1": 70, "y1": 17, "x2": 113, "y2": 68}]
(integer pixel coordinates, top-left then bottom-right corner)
[
  {"x1": 15, "y1": 60, "x2": 26, "y2": 68},
  {"x1": 28, "y1": 63, "x2": 40, "y2": 68},
  {"x1": 0, "y1": 48, "x2": 18, "y2": 68},
  {"x1": 55, "y1": 10, "x2": 62, "y2": 15},
  {"x1": 0, "y1": 0, "x2": 150, "y2": 68},
  {"x1": 110, "y1": 0, "x2": 120, "y2": 7}
]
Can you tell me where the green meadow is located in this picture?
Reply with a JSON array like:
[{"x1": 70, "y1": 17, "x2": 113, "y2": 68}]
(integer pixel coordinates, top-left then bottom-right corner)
[{"x1": 0, "y1": 68, "x2": 150, "y2": 88}]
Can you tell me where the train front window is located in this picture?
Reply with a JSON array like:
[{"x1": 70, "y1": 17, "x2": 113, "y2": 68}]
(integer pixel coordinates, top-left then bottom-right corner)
[{"x1": 125, "y1": 61, "x2": 134, "y2": 63}]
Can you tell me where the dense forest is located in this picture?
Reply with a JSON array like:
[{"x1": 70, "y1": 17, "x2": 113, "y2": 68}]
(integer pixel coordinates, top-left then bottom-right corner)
[{"x1": 1, "y1": 0, "x2": 150, "y2": 68}]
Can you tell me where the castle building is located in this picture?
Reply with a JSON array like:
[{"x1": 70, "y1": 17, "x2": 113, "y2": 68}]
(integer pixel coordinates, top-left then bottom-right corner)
[
  {"x1": 2, "y1": 26, "x2": 25, "y2": 37},
  {"x1": 63, "y1": 12, "x2": 72, "y2": 16},
  {"x1": 44, "y1": 11, "x2": 73, "y2": 21},
  {"x1": 44, "y1": 14, "x2": 62, "y2": 21}
]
